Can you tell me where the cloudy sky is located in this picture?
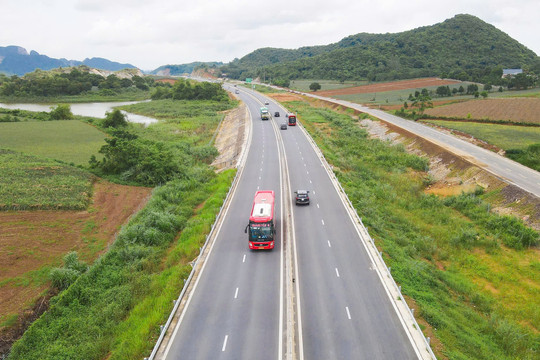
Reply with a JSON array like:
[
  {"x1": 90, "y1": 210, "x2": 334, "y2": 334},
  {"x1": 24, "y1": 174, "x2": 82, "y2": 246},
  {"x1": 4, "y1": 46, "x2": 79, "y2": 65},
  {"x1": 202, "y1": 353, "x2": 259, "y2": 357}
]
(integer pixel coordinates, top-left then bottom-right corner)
[{"x1": 1, "y1": 0, "x2": 538, "y2": 71}]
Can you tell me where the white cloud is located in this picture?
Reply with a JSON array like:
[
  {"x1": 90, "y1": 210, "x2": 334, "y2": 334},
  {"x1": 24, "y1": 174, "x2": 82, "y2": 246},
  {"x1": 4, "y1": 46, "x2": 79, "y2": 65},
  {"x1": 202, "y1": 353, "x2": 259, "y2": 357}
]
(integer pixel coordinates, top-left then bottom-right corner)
[{"x1": 0, "y1": 0, "x2": 537, "y2": 70}]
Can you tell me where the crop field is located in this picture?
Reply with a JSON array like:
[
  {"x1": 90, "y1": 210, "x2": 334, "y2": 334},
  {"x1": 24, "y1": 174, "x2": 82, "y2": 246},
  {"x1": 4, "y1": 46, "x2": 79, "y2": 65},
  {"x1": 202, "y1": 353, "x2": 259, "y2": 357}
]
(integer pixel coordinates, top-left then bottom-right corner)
[
  {"x1": 288, "y1": 79, "x2": 366, "y2": 92},
  {"x1": 316, "y1": 77, "x2": 461, "y2": 96},
  {"x1": 424, "y1": 98, "x2": 540, "y2": 124},
  {"x1": 0, "y1": 181, "x2": 151, "y2": 341},
  {"x1": 0, "y1": 149, "x2": 94, "y2": 210},
  {"x1": 0, "y1": 120, "x2": 106, "y2": 165},
  {"x1": 422, "y1": 120, "x2": 540, "y2": 150}
]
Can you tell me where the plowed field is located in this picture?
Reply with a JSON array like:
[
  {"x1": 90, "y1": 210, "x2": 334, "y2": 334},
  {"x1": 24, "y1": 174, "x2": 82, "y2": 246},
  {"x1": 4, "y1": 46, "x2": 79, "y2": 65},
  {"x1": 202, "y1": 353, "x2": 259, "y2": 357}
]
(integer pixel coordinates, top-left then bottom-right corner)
[
  {"x1": 424, "y1": 98, "x2": 540, "y2": 124},
  {"x1": 315, "y1": 77, "x2": 461, "y2": 96}
]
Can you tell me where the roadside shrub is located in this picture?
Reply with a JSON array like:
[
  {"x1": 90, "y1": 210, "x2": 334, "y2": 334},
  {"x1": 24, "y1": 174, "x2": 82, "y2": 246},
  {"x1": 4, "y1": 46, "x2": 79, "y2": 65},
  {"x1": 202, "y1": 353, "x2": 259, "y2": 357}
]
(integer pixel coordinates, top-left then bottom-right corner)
[
  {"x1": 488, "y1": 215, "x2": 539, "y2": 249},
  {"x1": 50, "y1": 268, "x2": 80, "y2": 291},
  {"x1": 50, "y1": 252, "x2": 88, "y2": 291}
]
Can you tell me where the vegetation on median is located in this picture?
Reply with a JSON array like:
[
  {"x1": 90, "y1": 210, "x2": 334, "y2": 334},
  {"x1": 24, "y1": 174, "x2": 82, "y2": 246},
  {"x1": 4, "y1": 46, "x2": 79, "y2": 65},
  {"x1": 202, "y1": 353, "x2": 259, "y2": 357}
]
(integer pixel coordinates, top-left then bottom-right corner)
[{"x1": 285, "y1": 99, "x2": 539, "y2": 360}]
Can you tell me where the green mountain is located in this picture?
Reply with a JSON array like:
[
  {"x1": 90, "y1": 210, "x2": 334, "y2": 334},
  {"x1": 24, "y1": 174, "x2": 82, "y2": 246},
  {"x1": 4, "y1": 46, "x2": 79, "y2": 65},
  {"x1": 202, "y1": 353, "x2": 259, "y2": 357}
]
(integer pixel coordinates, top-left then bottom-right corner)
[{"x1": 220, "y1": 14, "x2": 540, "y2": 83}]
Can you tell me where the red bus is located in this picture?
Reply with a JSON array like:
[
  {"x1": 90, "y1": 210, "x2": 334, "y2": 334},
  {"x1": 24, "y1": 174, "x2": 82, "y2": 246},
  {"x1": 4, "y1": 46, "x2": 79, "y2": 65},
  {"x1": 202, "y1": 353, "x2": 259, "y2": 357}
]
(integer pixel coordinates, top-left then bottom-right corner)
[
  {"x1": 245, "y1": 190, "x2": 276, "y2": 249},
  {"x1": 287, "y1": 113, "x2": 297, "y2": 126}
]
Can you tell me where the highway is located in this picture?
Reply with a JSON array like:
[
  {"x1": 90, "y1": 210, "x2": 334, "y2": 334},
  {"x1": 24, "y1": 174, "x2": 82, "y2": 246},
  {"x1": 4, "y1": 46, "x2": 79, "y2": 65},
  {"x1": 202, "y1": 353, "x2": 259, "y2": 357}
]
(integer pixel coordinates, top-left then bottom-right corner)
[
  {"x1": 160, "y1": 85, "x2": 422, "y2": 359},
  {"x1": 161, "y1": 88, "x2": 284, "y2": 360}
]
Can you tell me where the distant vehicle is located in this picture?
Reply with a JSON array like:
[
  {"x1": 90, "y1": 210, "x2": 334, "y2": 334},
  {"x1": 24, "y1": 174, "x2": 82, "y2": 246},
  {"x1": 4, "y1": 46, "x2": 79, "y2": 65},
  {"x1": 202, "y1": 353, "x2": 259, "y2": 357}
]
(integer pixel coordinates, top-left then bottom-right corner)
[
  {"x1": 264, "y1": 101, "x2": 269, "y2": 105},
  {"x1": 294, "y1": 190, "x2": 310, "y2": 205},
  {"x1": 260, "y1": 107, "x2": 270, "y2": 120},
  {"x1": 274, "y1": 111, "x2": 280, "y2": 117},
  {"x1": 280, "y1": 123, "x2": 288, "y2": 130},
  {"x1": 285, "y1": 113, "x2": 289, "y2": 118},
  {"x1": 234, "y1": 84, "x2": 237, "y2": 87},
  {"x1": 235, "y1": 90, "x2": 240, "y2": 94},
  {"x1": 288, "y1": 114, "x2": 297, "y2": 126},
  {"x1": 245, "y1": 190, "x2": 276, "y2": 249}
]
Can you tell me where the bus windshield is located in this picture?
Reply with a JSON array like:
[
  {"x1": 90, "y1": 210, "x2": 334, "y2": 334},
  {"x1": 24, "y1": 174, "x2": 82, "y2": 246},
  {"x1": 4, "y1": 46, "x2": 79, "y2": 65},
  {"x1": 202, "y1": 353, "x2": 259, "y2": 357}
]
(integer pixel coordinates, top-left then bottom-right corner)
[{"x1": 249, "y1": 223, "x2": 273, "y2": 240}]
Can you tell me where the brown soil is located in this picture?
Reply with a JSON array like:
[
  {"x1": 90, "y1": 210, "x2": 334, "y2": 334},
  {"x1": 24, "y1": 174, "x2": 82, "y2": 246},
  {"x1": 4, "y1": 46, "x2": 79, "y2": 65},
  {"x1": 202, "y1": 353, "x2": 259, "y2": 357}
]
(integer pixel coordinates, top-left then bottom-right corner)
[
  {"x1": 315, "y1": 78, "x2": 461, "y2": 97},
  {"x1": 0, "y1": 180, "x2": 151, "y2": 355},
  {"x1": 424, "y1": 98, "x2": 540, "y2": 124}
]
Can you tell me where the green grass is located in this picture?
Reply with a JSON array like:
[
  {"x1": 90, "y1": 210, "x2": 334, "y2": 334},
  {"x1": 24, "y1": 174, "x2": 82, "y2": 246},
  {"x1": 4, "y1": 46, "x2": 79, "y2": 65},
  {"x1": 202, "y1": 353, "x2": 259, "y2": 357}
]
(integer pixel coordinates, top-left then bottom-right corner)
[
  {"x1": 421, "y1": 120, "x2": 540, "y2": 150},
  {"x1": 118, "y1": 99, "x2": 235, "y2": 146},
  {"x1": 285, "y1": 99, "x2": 539, "y2": 360},
  {"x1": 8, "y1": 97, "x2": 239, "y2": 360},
  {"x1": 0, "y1": 120, "x2": 106, "y2": 165},
  {"x1": 8, "y1": 169, "x2": 236, "y2": 360},
  {"x1": 0, "y1": 149, "x2": 94, "y2": 210}
]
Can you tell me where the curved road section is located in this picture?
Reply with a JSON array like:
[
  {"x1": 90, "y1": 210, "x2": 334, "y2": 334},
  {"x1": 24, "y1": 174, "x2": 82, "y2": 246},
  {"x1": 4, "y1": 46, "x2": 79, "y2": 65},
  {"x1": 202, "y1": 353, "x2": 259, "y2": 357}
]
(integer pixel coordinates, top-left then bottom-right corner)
[{"x1": 308, "y1": 94, "x2": 540, "y2": 198}]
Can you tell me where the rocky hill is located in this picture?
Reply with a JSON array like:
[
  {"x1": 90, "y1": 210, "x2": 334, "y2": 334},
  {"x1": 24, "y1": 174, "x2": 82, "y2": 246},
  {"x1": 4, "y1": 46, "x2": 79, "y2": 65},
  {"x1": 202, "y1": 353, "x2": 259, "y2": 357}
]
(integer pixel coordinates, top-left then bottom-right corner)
[{"x1": 0, "y1": 45, "x2": 138, "y2": 76}]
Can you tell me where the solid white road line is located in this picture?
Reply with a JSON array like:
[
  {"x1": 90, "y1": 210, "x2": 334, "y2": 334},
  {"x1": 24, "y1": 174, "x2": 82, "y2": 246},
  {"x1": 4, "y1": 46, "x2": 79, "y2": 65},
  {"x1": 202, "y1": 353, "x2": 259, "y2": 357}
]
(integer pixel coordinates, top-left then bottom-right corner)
[
  {"x1": 346, "y1": 307, "x2": 351, "y2": 320},
  {"x1": 222, "y1": 335, "x2": 228, "y2": 351}
]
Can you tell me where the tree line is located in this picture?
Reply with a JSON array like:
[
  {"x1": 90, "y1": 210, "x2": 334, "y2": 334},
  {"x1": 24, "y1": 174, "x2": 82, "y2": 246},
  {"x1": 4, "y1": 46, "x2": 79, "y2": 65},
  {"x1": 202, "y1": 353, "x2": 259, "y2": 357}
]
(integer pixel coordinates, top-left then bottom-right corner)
[{"x1": 0, "y1": 68, "x2": 153, "y2": 97}]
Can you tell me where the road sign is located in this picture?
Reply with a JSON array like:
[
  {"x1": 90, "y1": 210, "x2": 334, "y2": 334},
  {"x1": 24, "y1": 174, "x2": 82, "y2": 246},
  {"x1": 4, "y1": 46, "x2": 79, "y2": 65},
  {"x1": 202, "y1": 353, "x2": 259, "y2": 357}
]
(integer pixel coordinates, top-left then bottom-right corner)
[{"x1": 246, "y1": 78, "x2": 252, "y2": 83}]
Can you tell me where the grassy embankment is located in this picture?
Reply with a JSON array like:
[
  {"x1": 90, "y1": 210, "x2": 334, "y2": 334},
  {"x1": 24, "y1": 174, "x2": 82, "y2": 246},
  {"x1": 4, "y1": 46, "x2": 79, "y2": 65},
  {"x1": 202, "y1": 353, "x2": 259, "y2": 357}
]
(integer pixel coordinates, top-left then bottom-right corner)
[
  {"x1": 7, "y1": 98, "x2": 238, "y2": 359},
  {"x1": 283, "y1": 99, "x2": 539, "y2": 360}
]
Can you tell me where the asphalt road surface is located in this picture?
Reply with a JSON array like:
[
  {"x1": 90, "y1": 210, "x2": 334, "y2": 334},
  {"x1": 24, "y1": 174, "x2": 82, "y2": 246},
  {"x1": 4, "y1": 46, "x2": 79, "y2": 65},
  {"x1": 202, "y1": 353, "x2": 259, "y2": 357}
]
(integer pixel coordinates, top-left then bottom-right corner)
[{"x1": 161, "y1": 85, "x2": 420, "y2": 360}]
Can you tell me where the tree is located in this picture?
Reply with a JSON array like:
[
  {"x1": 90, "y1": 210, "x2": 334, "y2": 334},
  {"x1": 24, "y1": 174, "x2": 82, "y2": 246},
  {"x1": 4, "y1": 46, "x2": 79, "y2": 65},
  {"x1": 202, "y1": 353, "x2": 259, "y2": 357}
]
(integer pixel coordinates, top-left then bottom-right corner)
[
  {"x1": 102, "y1": 109, "x2": 128, "y2": 128},
  {"x1": 480, "y1": 91, "x2": 488, "y2": 99},
  {"x1": 309, "y1": 82, "x2": 321, "y2": 91},
  {"x1": 49, "y1": 104, "x2": 74, "y2": 120}
]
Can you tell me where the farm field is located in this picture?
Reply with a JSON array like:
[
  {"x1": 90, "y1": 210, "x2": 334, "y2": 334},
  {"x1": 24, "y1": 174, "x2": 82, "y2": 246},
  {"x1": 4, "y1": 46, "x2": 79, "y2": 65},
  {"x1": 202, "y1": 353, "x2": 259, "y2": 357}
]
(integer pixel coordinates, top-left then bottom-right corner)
[
  {"x1": 0, "y1": 180, "x2": 151, "y2": 343},
  {"x1": 288, "y1": 79, "x2": 367, "y2": 92},
  {"x1": 421, "y1": 120, "x2": 540, "y2": 151},
  {"x1": 316, "y1": 77, "x2": 461, "y2": 96},
  {"x1": 424, "y1": 98, "x2": 540, "y2": 124},
  {"x1": 0, "y1": 120, "x2": 106, "y2": 165},
  {"x1": 327, "y1": 79, "x2": 472, "y2": 106},
  {"x1": 0, "y1": 150, "x2": 94, "y2": 210}
]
